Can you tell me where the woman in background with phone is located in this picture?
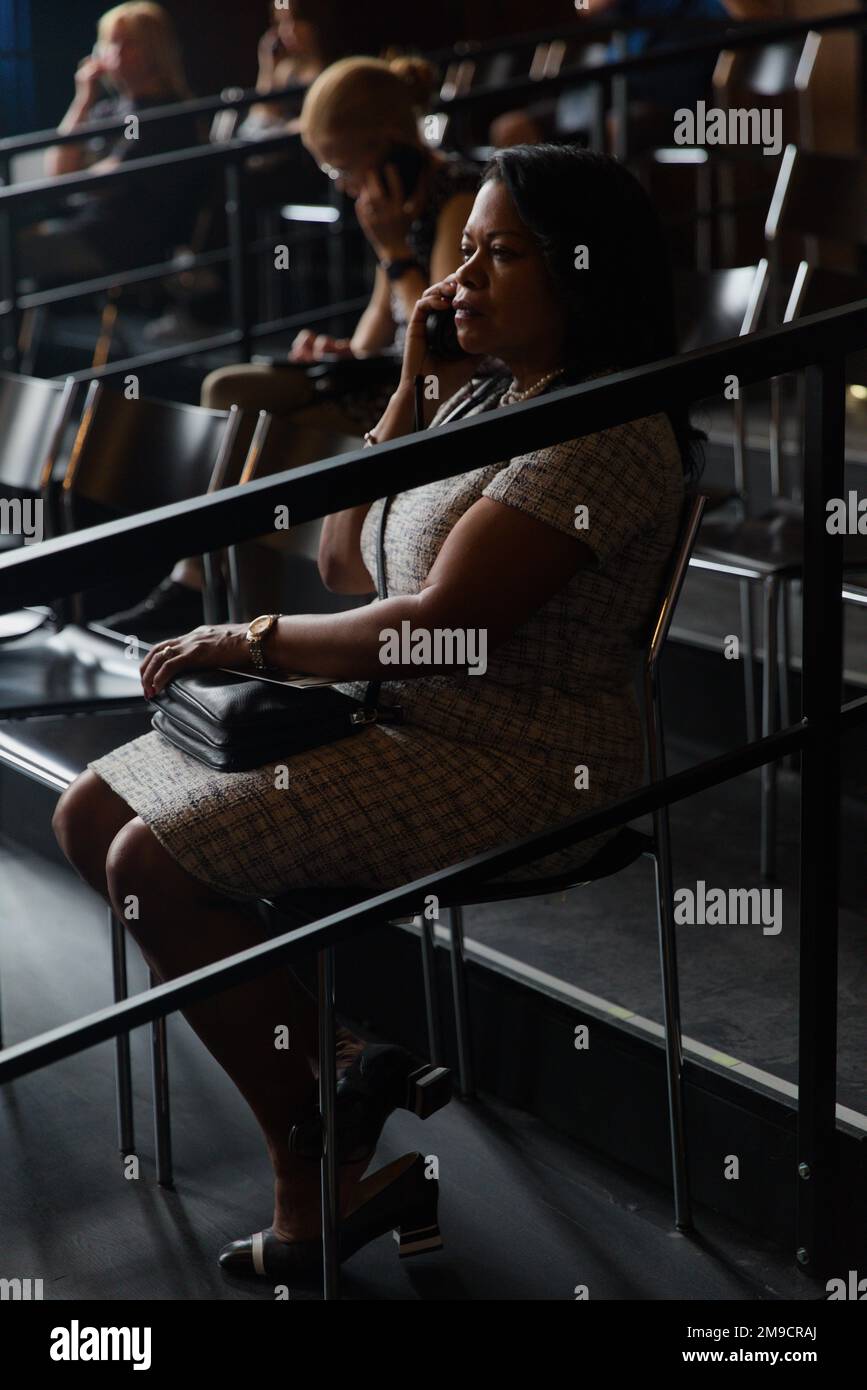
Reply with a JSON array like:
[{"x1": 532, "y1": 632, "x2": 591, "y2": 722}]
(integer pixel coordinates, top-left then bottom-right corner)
[
  {"x1": 239, "y1": 0, "x2": 369, "y2": 140},
  {"x1": 20, "y1": 2, "x2": 198, "y2": 286},
  {"x1": 201, "y1": 56, "x2": 479, "y2": 430}
]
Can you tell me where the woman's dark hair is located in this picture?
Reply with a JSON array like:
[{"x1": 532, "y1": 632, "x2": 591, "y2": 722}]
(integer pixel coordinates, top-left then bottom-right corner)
[
  {"x1": 481, "y1": 144, "x2": 704, "y2": 481},
  {"x1": 276, "y1": 1, "x2": 381, "y2": 67}
]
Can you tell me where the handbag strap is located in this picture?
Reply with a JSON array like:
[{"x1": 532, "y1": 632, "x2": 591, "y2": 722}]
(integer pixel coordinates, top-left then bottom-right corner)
[
  {"x1": 359, "y1": 375, "x2": 500, "y2": 716},
  {"x1": 359, "y1": 378, "x2": 425, "y2": 714}
]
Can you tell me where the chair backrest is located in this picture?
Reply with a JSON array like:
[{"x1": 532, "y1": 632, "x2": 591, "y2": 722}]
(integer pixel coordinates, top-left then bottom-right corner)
[
  {"x1": 0, "y1": 372, "x2": 78, "y2": 496},
  {"x1": 779, "y1": 260, "x2": 867, "y2": 325},
  {"x1": 674, "y1": 260, "x2": 769, "y2": 352},
  {"x1": 62, "y1": 382, "x2": 242, "y2": 517},
  {"x1": 642, "y1": 493, "x2": 707, "y2": 785},
  {"x1": 223, "y1": 414, "x2": 363, "y2": 619},
  {"x1": 765, "y1": 146, "x2": 867, "y2": 250},
  {"x1": 716, "y1": 35, "x2": 820, "y2": 98}
]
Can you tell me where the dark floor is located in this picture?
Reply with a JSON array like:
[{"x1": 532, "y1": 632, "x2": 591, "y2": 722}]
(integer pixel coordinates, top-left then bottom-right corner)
[
  {"x1": 0, "y1": 866, "x2": 823, "y2": 1303},
  {"x1": 0, "y1": 726, "x2": 862, "y2": 1299}
]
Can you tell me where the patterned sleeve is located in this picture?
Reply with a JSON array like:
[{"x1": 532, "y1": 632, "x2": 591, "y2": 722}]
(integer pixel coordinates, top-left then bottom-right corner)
[{"x1": 481, "y1": 415, "x2": 675, "y2": 568}]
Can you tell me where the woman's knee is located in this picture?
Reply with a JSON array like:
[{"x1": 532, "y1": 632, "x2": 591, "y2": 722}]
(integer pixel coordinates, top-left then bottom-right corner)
[
  {"x1": 200, "y1": 363, "x2": 313, "y2": 414},
  {"x1": 52, "y1": 770, "x2": 131, "y2": 880},
  {"x1": 104, "y1": 818, "x2": 169, "y2": 925}
]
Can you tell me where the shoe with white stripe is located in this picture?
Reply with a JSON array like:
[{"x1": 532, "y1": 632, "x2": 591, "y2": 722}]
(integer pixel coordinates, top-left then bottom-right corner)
[{"x1": 218, "y1": 1152, "x2": 442, "y2": 1284}]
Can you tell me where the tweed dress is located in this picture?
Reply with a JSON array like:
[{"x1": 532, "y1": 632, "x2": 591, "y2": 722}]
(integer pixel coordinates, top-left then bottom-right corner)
[{"x1": 88, "y1": 375, "x2": 684, "y2": 902}]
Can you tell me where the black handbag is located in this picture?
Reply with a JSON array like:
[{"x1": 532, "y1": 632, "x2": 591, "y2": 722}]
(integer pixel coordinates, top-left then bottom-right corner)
[{"x1": 148, "y1": 495, "x2": 400, "y2": 772}]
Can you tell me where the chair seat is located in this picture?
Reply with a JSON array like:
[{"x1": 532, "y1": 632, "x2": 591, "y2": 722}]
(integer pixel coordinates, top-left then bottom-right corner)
[
  {"x1": 0, "y1": 626, "x2": 145, "y2": 716},
  {"x1": 263, "y1": 827, "x2": 654, "y2": 928},
  {"x1": 0, "y1": 707, "x2": 154, "y2": 789},
  {"x1": 695, "y1": 509, "x2": 867, "y2": 578}
]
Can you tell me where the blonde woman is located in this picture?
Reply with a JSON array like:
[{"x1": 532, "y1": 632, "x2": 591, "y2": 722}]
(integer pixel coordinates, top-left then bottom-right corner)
[{"x1": 20, "y1": 2, "x2": 199, "y2": 284}]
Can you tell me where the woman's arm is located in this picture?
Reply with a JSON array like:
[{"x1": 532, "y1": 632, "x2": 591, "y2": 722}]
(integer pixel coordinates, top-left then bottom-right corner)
[
  {"x1": 349, "y1": 265, "x2": 397, "y2": 356},
  {"x1": 140, "y1": 494, "x2": 595, "y2": 696},
  {"x1": 317, "y1": 382, "x2": 416, "y2": 593},
  {"x1": 45, "y1": 58, "x2": 105, "y2": 177}
]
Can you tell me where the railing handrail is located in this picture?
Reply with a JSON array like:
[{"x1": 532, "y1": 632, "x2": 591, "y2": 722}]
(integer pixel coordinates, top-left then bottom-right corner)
[
  {"x1": 1, "y1": 8, "x2": 863, "y2": 160},
  {"x1": 2, "y1": 293, "x2": 865, "y2": 607}
]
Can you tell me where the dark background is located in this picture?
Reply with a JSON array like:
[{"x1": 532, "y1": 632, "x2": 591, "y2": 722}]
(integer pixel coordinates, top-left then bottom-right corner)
[{"x1": 2, "y1": 0, "x2": 579, "y2": 135}]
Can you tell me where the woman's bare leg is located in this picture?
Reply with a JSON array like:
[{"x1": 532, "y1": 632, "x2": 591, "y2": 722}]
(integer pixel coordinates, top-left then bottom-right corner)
[{"x1": 53, "y1": 772, "x2": 368, "y2": 1240}]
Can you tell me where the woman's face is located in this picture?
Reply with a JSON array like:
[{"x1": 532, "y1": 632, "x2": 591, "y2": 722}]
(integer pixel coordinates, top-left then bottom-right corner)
[
  {"x1": 273, "y1": 5, "x2": 317, "y2": 58},
  {"x1": 97, "y1": 19, "x2": 152, "y2": 90},
  {"x1": 304, "y1": 132, "x2": 389, "y2": 198},
  {"x1": 452, "y1": 178, "x2": 569, "y2": 365}
]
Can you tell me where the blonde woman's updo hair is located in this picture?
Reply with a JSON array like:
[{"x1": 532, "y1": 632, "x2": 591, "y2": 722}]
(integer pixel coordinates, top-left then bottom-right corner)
[
  {"x1": 300, "y1": 55, "x2": 437, "y2": 147},
  {"x1": 98, "y1": 2, "x2": 190, "y2": 100}
]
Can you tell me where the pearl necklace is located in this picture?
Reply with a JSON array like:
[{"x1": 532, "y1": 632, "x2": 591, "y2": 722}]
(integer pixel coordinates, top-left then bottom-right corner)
[{"x1": 500, "y1": 368, "x2": 565, "y2": 405}]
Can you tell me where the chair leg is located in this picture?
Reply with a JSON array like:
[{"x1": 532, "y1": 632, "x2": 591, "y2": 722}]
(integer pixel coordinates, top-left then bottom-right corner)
[
  {"x1": 318, "y1": 946, "x2": 340, "y2": 1301},
  {"x1": 761, "y1": 577, "x2": 780, "y2": 881},
  {"x1": 778, "y1": 579, "x2": 797, "y2": 772},
  {"x1": 109, "y1": 909, "x2": 135, "y2": 1156},
  {"x1": 149, "y1": 968, "x2": 173, "y2": 1189},
  {"x1": 417, "y1": 913, "x2": 443, "y2": 1067},
  {"x1": 649, "y1": 845, "x2": 693, "y2": 1232},
  {"x1": 739, "y1": 578, "x2": 757, "y2": 745},
  {"x1": 447, "y1": 906, "x2": 475, "y2": 1100}
]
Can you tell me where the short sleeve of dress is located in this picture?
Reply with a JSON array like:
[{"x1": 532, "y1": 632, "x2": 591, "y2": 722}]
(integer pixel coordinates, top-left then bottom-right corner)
[{"x1": 482, "y1": 415, "x2": 676, "y2": 568}]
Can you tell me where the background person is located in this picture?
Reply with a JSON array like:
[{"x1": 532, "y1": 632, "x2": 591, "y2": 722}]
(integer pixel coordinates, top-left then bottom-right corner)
[{"x1": 20, "y1": 2, "x2": 200, "y2": 285}]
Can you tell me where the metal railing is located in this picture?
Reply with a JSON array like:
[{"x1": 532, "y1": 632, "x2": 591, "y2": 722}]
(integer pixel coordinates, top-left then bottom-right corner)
[
  {"x1": 1, "y1": 296, "x2": 865, "y2": 1279},
  {"x1": 1, "y1": 8, "x2": 865, "y2": 381}
]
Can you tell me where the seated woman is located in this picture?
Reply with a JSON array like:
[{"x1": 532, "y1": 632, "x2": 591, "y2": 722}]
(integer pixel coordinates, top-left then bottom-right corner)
[
  {"x1": 110, "y1": 54, "x2": 478, "y2": 639},
  {"x1": 239, "y1": 0, "x2": 371, "y2": 141},
  {"x1": 21, "y1": 2, "x2": 200, "y2": 286},
  {"x1": 53, "y1": 144, "x2": 700, "y2": 1284}
]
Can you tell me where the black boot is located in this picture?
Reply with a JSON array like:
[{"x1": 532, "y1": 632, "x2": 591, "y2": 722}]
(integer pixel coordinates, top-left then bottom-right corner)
[{"x1": 98, "y1": 576, "x2": 204, "y2": 643}]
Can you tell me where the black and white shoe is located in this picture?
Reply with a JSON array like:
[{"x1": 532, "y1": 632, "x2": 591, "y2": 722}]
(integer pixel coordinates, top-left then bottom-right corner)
[{"x1": 218, "y1": 1151, "x2": 442, "y2": 1283}]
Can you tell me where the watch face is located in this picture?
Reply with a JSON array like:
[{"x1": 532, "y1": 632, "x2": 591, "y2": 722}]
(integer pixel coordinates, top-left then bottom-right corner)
[{"x1": 249, "y1": 615, "x2": 273, "y2": 638}]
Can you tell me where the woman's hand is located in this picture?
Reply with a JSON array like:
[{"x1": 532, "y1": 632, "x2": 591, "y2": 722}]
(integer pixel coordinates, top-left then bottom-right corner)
[
  {"x1": 354, "y1": 166, "x2": 417, "y2": 262},
  {"x1": 399, "y1": 275, "x2": 465, "y2": 387},
  {"x1": 256, "y1": 27, "x2": 281, "y2": 90},
  {"x1": 140, "y1": 624, "x2": 250, "y2": 699},
  {"x1": 289, "y1": 330, "x2": 354, "y2": 363},
  {"x1": 73, "y1": 54, "x2": 106, "y2": 108}
]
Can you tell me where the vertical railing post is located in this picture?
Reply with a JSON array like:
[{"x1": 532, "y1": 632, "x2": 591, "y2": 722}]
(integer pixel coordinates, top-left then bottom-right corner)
[
  {"x1": 796, "y1": 358, "x2": 845, "y2": 1278},
  {"x1": 0, "y1": 153, "x2": 21, "y2": 372},
  {"x1": 318, "y1": 947, "x2": 339, "y2": 1301},
  {"x1": 224, "y1": 151, "x2": 252, "y2": 363}
]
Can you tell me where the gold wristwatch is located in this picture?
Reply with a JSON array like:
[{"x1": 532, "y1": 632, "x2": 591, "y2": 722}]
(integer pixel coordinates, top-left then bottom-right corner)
[{"x1": 245, "y1": 613, "x2": 281, "y2": 673}]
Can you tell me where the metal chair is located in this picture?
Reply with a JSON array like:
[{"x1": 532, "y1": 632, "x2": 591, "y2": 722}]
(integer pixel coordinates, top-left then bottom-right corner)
[
  {"x1": 257, "y1": 492, "x2": 707, "y2": 1296},
  {"x1": 0, "y1": 398, "x2": 250, "y2": 1169},
  {"x1": 674, "y1": 261, "x2": 769, "y2": 743},
  {"x1": 0, "y1": 385, "x2": 248, "y2": 720},
  {"x1": 223, "y1": 412, "x2": 364, "y2": 622},
  {"x1": 0, "y1": 371, "x2": 79, "y2": 641},
  {"x1": 712, "y1": 33, "x2": 822, "y2": 265},
  {"x1": 691, "y1": 148, "x2": 867, "y2": 877}
]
